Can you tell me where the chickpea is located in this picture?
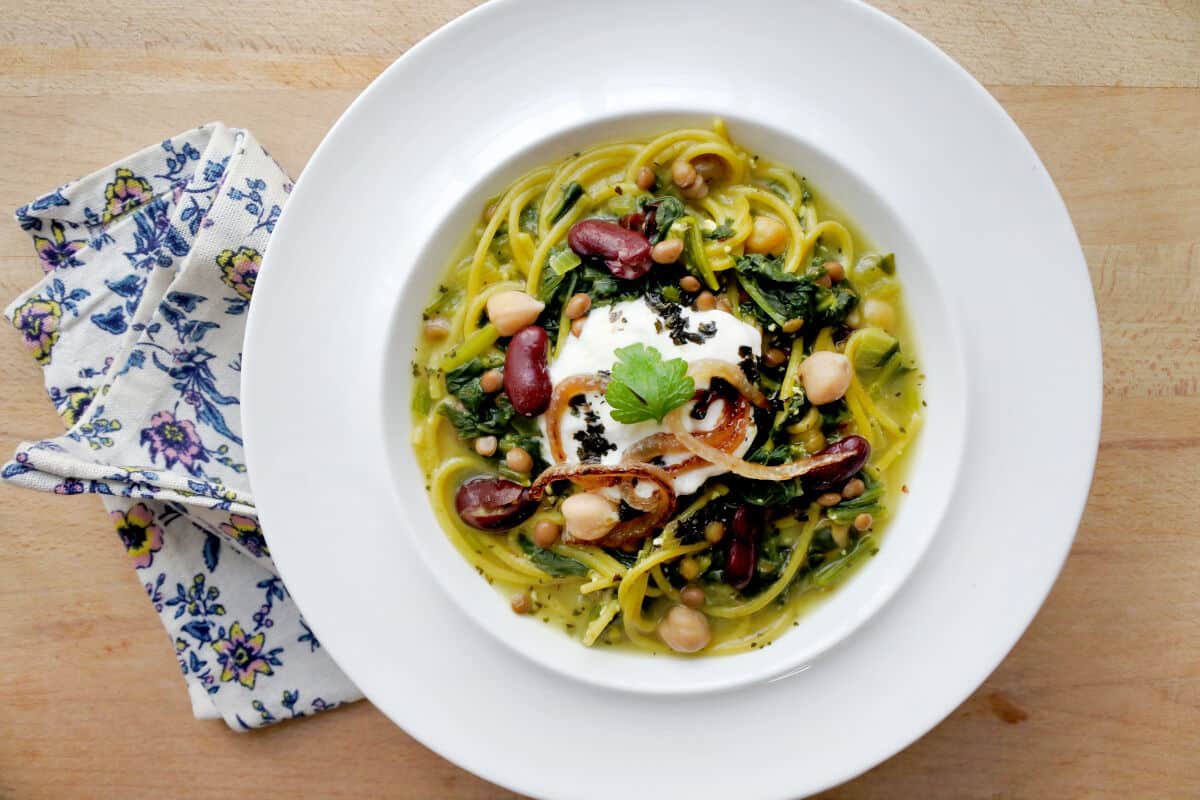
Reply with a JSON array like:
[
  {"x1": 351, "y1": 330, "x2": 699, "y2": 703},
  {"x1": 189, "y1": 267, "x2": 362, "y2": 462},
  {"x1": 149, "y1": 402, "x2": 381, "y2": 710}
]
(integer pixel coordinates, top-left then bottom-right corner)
[
  {"x1": 561, "y1": 492, "x2": 619, "y2": 541},
  {"x1": 842, "y1": 478, "x2": 866, "y2": 499},
  {"x1": 486, "y1": 290, "x2": 545, "y2": 336},
  {"x1": 692, "y1": 154, "x2": 727, "y2": 181},
  {"x1": 680, "y1": 585, "x2": 706, "y2": 609},
  {"x1": 635, "y1": 165, "x2": 656, "y2": 191},
  {"x1": 564, "y1": 292, "x2": 592, "y2": 320},
  {"x1": 678, "y1": 556, "x2": 702, "y2": 581},
  {"x1": 781, "y1": 317, "x2": 804, "y2": 334},
  {"x1": 817, "y1": 492, "x2": 842, "y2": 507},
  {"x1": 744, "y1": 216, "x2": 787, "y2": 255},
  {"x1": 862, "y1": 298, "x2": 897, "y2": 332},
  {"x1": 716, "y1": 297, "x2": 733, "y2": 314},
  {"x1": 532, "y1": 519, "x2": 561, "y2": 548},
  {"x1": 763, "y1": 347, "x2": 788, "y2": 368},
  {"x1": 815, "y1": 274, "x2": 832, "y2": 289},
  {"x1": 571, "y1": 317, "x2": 586, "y2": 337},
  {"x1": 679, "y1": 275, "x2": 701, "y2": 292},
  {"x1": 651, "y1": 239, "x2": 684, "y2": 264},
  {"x1": 680, "y1": 177, "x2": 709, "y2": 200},
  {"x1": 854, "y1": 513, "x2": 874, "y2": 531},
  {"x1": 505, "y1": 447, "x2": 533, "y2": 474},
  {"x1": 474, "y1": 435, "x2": 498, "y2": 457},
  {"x1": 658, "y1": 605, "x2": 712, "y2": 653},
  {"x1": 704, "y1": 520, "x2": 726, "y2": 543},
  {"x1": 510, "y1": 592, "x2": 532, "y2": 614},
  {"x1": 694, "y1": 291, "x2": 717, "y2": 311},
  {"x1": 423, "y1": 317, "x2": 451, "y2": 340},
  {"x1": 479, "y1": 368, "x2": 504, "y2": 393},
  {"x1": 826, "y1": 261, "x2": 846, "y2": 282},
  {"x1": 800, "y1": 351, "x2": 852, "y2": 405},
  {"x1": 671, "y1": 157, "x2": 699, "y2": 189},
  {"x1": 802, "y1": 429, "x2": 826, "y2": 454}
]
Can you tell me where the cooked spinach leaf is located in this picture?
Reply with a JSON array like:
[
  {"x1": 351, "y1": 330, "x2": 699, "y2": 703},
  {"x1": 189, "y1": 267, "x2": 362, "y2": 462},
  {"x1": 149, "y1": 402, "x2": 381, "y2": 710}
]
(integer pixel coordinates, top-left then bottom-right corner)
[
  {"x1": 705, "y1": 218, "x2": 736, "y2": 240},
  {"x1": 735, "y1": 253, "x2": 858, "y2": 330},
  {"x1": 550, "y1": 181, "x2": 584, "y2": 224},
  {"x1": 519, "y1": 535, "x2": 590, "y2": 578},
  {"x1": 438, "y1": 357, "x2": 515, "y2": 438}
]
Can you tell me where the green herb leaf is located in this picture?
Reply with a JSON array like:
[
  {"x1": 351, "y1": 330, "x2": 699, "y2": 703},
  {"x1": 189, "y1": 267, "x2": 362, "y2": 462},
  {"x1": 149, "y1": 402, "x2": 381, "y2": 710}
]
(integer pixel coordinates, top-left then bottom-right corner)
[
  {"x1": 519, "y1": 535, "x2": 590, "y2": 578},
  {"x1": 734, "y1": 253, "x2": 857, "y2": 330},
  {"x1": 705, "y1": 218, "x2": 736, "y2": 240},
  {"x1": 519, "y1": 203, "x2": 539, "y2": 235},
  {"x1": 648, "y1": 196, "x2": 685, "y2": 244},
  {"x1": 605, "y1": 343, "x2": 695, "y2": 424},
  {"x1": 550, "y1": 182, "x2": 584, "y2": 224},
  {"x1": 808, "y1": 534, "x2": 877, "y2": 589}
]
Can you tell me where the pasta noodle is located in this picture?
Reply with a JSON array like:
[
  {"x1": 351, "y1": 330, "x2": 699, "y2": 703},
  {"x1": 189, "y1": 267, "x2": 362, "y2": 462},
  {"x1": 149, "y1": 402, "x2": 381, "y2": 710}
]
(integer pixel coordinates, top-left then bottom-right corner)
[{"x1": 411, "y1": 121, "x2": 923, "y2": 656}]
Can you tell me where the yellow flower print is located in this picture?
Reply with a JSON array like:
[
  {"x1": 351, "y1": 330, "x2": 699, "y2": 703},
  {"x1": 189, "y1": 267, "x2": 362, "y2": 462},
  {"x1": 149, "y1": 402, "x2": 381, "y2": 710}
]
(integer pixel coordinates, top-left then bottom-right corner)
[
  {"x1": 216, "y1": 246, "x2": 261, "y2": 300},
  {"x1": 12, "y1": 297, "x2": 62, "y2": 365},
  {"x1": 212, "y1": 622, "x2": 276, "y2": 689},
  {"x1": 102, "y1": 167, "x2": 153, "y2": 223}
]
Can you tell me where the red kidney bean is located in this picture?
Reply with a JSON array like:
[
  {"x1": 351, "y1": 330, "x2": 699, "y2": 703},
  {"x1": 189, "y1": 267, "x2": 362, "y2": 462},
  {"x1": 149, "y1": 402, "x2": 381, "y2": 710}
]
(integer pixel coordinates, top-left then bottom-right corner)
[
  {"x1": 618, "y1": 211, "x2": 645, "y2": 231},
  {"x1": 567, "y1": 219, "x2": 652, "y2": 280},
  {"x1": 806, "y1": 435, "x2": 871, "y2": 491},
  {"x1": 725, "y1": 505, "x2": 760, "y2": 591},
  {"x1": 455, "y1": 476, "x2": 537, "y2": 531},
  {"x1": 504, "y1": 325, "x2": 552, "y2": 416}
]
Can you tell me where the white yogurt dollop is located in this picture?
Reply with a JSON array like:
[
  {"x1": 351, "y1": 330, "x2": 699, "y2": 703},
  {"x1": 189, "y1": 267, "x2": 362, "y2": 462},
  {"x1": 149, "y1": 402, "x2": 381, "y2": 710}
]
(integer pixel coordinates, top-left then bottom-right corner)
[{"x1": 538, "y1": 297, "x2": 762, "y2": 495}]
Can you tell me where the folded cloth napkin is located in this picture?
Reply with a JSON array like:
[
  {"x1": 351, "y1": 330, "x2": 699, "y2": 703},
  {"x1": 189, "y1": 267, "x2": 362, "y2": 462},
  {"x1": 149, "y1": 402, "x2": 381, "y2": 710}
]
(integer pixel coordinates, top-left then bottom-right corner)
[{"x1": 4, "y1": 123, "x2": 361, "y2": 729}]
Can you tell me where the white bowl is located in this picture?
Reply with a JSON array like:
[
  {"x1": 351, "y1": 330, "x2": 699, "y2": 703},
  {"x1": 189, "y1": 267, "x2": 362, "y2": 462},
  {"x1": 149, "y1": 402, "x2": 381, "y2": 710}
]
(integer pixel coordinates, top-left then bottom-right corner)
[
  {"x1": 242, "y1": 1, "x2": 1100, "y2": 796},
  {"x1": 381, "y1": 110, "x2": 968, "y2": 694}
]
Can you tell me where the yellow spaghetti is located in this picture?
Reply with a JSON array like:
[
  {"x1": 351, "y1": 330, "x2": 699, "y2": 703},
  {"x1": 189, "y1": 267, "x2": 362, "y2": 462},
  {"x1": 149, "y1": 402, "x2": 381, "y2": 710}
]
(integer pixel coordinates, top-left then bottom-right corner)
[{"x1": 410, "y1": 121, "x2": 922, "y2": 656}]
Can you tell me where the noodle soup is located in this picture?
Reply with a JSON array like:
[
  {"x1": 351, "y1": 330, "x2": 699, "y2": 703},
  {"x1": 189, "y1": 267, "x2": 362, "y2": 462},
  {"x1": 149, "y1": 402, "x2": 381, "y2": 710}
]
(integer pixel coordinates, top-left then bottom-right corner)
[{"x1": 410, "y1": 122, "x2": 921, "y2": 656}]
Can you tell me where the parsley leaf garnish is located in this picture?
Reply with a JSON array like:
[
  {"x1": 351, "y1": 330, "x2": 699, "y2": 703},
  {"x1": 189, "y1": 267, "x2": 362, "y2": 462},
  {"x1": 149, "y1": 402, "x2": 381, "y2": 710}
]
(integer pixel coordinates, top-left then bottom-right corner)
[{"x1": 605, "y1": 343, "x2": 695, "y2": 424}]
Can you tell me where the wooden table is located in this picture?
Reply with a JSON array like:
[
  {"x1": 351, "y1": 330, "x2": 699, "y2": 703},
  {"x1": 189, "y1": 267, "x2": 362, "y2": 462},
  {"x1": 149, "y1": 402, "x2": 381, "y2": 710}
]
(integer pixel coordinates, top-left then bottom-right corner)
[{"x1": 1, "y1": 2, "x2": 1197, "y2": 797}]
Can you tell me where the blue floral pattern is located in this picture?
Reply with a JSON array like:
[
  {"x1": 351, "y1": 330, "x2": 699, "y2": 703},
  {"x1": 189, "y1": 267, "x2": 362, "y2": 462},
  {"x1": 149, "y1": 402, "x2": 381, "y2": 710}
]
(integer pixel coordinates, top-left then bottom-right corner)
[{"x1": 2, "y1": 124, "x2": 360, "y2": 728}]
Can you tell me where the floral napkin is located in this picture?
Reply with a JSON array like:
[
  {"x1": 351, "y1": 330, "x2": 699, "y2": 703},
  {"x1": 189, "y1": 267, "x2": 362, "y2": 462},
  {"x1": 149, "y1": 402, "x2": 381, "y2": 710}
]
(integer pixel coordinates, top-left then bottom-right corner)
[{"x1": 4, "y1": 123, "x2": 361, "y2": 729}]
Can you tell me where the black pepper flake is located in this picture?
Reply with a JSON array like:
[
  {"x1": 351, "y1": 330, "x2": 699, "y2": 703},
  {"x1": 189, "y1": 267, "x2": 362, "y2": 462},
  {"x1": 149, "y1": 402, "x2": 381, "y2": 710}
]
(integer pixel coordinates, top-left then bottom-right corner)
[
  {"x1": 574, "y1": 405, "x2": 616, "y2": 462},
  {"x1": 740, "y1": 351, "x2": 760, "y2": 383},
  {"x1": 614, "y1": 185, "x2": 623, "y2": 195},
  {"x1": 646, "y1": 290, "x2": 717, "y2": 345}
]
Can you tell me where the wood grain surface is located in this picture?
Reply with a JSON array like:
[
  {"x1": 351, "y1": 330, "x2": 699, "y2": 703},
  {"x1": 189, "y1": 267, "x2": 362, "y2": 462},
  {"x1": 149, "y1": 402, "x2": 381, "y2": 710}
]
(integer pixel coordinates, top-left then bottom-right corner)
[{"x1": 1, "y1": 2, "x2": 1197, "y2": 797}]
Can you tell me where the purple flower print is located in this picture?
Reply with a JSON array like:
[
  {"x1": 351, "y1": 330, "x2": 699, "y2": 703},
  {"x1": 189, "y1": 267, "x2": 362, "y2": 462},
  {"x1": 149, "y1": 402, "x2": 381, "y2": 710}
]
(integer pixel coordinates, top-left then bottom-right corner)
[
  {"x1": 109, "y1": 502, "x2": 165, "y2": 568},
  {"x1": 32, "y1": 221, "x2": 86, "y2": 272},
  {"x1": 140, "y1": 411, "x2": 209, "y2": 475},
  {"x1": 219, "y1": 514, "x2": 270, "y2": 558},
  {"x1": 102, "y1": 167, "x2": 154, "y2": 223},
  {"x1": 216, "y1": 246, "x2": 260, "y2": 300},
  {"x1": 12, "y1": 297, "x2": 62, "y2": 365}
]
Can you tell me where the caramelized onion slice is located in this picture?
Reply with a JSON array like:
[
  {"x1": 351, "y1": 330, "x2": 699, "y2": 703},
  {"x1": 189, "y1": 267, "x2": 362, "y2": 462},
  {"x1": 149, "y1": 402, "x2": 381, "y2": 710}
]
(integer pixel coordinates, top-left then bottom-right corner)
[
  {"x1": 667, "y1": 406, "x2": 871, "y2": 482},
  {"x1": 622, "y1": 392, "x2": 752, "y2": 475},
  {"x1": 687, "y1": 359, "x2": 769, "y2": 408},
  {"x1": 545, "y1": 373, "x2": 609, "y2": 463},
  {"x1": 529, "y1": 462, "x2": 676, "y2": 548}
]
